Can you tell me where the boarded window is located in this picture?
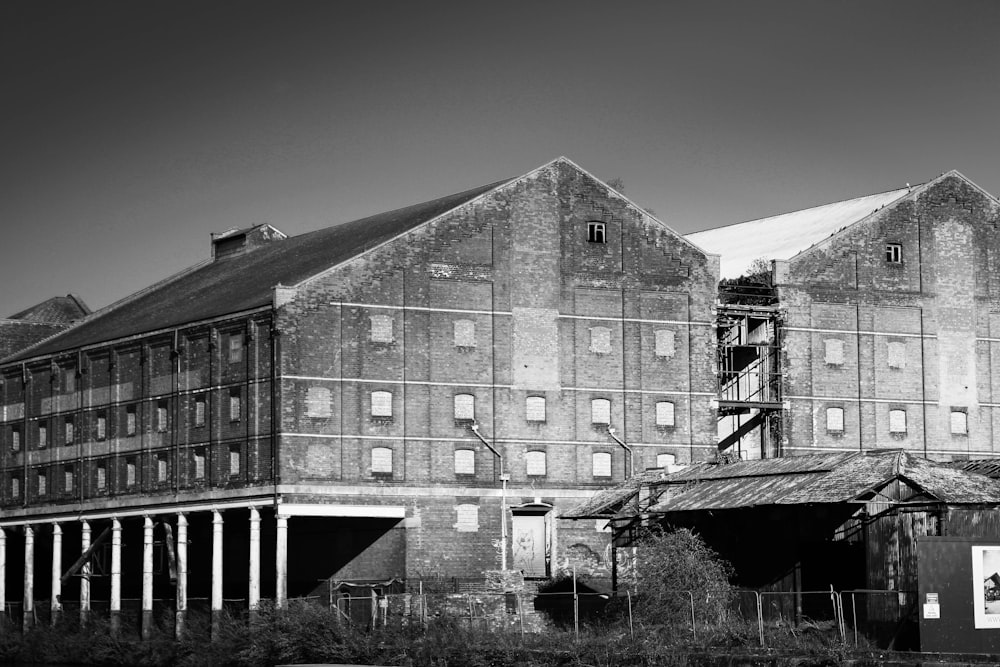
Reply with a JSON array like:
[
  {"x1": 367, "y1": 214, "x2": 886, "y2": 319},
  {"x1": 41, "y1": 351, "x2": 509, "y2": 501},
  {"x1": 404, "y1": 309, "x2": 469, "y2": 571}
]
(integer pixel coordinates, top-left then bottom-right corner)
[
  {"x1": 453, "y1": 319, "x2": 476, "y2": 347},
  {"x1": 526, "y1": 450, "x2": 546, "y2": 476},
  {"x1": 158, "y1": 401, "x2": 170, "y2": 430},
  {"x1": 157, "y1": 453, "x2": 168, "y2": 482},
  {"x1": 194, "y1": 449, "x2": 206, "y2": 480},
  {"x1": 96, "y1": 413, "x2": 107, "y2": 440},
  {"x1": 64, "y1": 466, "x2": 73, "y2": 493},
  {"x1": 826, "y1": 407, "x2": 844, "y2": 432},
  {"x1": 11, "y1": 427, "x2": 20, "y2": 452},
  {"x1": 591, "y1": 398, "x2": 611, "y2": 425},
  {"x1": 454, "y1": 394, "x2": 475, "y2": 421},
  {"x1": 64, "y1": 369, "x2": 76, "y2": 394},
  {"x1": 228, "y1": 392, "x2": 240, "y2": 422},
  {"x1": 371, "y1": 391, "x2": 393, "y2": 418},
  {"x1": 526, "y1": 396, "x2": 546, "y2": 422},
  {"x1": 64, "y1": 418, "x2": 74, "y2": 444},
  {"x1": 126, "y1": 407, "x2": 137, "y2": 436},
  {"x1": 456, "y1": 504, "x2": 479, "y2": 532},
  {"x1": 655, "y1": 401, "x2": 675, "y2": 427},
  {"x1": 228, "y1": 333, "x2": 243, "y2": 363},
  {"x1": 11, "y1": 476, "x2": 19, "y2": 498},
  {"x1": 371, "y1": 446, "x2": 393, "y2": 474},
  {"x1": 951, "y1": 411, "x2": 968, "y2": 435},
  {"x1": 96, "y1": 464, "x2": 106, "y2": 490},
  {"x1": 38, "y1": 423, "x2": 47, "y2": 448},
  {"x1": 654, "y1": 329, "x2": 676, "y2": 359},
  {"x1": 306, "y1": 386, "x2": 332, "y2": 418},
  {"x1": 229, "y1": 447, "x2": 240, "y2": 476},
  {"x1": 887, "y1": 341, "x2": 906, "y2": 369},
  {"x1": 824, "y1": 339, "x2": 845, "y2": 365},
  {"x1": 656, "y1": 453, "x2": 676, "y2": 469},
  {"x1": 370, "y1": 314, "x2": 394, "y2": 343},
  {"x1": 38, "y1": 472, "x2": 46, "y2": 496},
  {"x1": 889, "y1": 409, "x2": 907, "y2": 434},
  {"x1": 195, "y1": 397, "x2": 206, "y2": 427},
  {"x1": 454, "y1": 449, "x2": 475, "y2": 474},
  {"x1": 589, "y1": 326, "x2": 612, "y2": 354},
  {"x1": 592, "y1": 452, "x2": 612, "y2": 478},
  {"x1": 126, "y1": 458, "x2": 137, "y2": 487}
]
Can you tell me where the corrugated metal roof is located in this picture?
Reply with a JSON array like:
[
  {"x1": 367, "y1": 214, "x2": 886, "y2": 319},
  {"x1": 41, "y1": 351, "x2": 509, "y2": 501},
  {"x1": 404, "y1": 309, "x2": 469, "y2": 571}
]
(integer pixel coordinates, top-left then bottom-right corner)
[
  {"x1": 630, "y1": 451, "x2": 1000, "y2": 515},
  {"x1": 685, "y1": 187, "x2": 912, "y2": 279},
  {"x1": 946, "y1": 459, "x2": 1000, "y2": 480},
  {"x1": 560, "y1": 468, "x2": 674, "y2": 519},
  {"x1": 7, "y1": 179, "x2": 510, "y2": 360}
]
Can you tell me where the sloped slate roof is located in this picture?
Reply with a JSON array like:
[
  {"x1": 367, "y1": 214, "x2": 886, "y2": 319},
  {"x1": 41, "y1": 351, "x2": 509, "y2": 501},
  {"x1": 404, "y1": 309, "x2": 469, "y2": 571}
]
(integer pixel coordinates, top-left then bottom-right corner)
[
  {"x1": 645, "y1": 450, "x2": 1000, "y2": 514},
  {"x1": 8, "y1": 179, "x2": 509, "y2": 361},
  {"x1": 8, "y1": 295, "x2": 90, "y2": 324},
  {"x1": 685, "y1": 187, "x2": 912, "y2": 279},
  {"x1": 560, "y1": 468, "x2": 675, "y2": 519}
]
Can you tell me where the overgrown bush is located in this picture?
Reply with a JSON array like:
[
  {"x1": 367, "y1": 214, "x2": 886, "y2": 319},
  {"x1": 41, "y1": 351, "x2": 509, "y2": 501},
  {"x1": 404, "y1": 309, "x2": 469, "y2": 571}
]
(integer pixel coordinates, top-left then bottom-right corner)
[{"x1": 632, "y1": 526, "x2": 736, "y2": 629}]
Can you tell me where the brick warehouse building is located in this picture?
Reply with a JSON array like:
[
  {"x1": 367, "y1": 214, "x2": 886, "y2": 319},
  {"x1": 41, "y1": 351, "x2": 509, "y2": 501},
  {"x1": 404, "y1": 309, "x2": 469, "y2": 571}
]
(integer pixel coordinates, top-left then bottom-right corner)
[
  {"x1": 688, "y1": 171, "x2": 1000, "y2": 460},
  {"x1": 0, "y1": 157, "x2": 719, "y2": 634}
]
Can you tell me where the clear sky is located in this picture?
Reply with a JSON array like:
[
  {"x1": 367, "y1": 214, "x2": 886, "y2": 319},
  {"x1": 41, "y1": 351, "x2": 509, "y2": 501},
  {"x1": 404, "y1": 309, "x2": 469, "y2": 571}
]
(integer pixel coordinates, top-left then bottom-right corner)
[{"x1": 2, "y1": 0, "x2": 998, "y2": 317}]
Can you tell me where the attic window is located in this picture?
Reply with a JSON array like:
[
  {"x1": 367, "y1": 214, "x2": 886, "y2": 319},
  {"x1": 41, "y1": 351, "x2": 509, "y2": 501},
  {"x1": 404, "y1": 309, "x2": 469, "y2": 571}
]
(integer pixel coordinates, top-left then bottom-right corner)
[
  {"x1": 885, "y1": 243, "x2": 902, "y2": 263},
  {"x1": 587, "y1": 222, "x2": 606, "y2": 244}
]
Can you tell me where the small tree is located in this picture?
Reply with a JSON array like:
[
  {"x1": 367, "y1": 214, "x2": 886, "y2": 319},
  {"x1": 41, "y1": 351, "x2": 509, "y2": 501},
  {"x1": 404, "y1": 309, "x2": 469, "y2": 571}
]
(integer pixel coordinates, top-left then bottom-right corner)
[{"x1": 632, "y1": 526, "x2": 735, "y2": 628}]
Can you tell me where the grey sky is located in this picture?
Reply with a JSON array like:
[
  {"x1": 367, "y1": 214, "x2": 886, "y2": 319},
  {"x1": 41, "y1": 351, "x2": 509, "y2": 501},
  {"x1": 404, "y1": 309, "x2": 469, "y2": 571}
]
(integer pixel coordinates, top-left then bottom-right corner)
[{"x1": 2, "y1": 0, "x2": 998, "y2": 317}]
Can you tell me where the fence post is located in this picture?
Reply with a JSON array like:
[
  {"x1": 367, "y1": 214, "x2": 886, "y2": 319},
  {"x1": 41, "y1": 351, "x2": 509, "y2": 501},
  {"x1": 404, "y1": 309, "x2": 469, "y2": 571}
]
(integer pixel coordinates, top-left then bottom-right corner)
[
  {"x1": 518, "y1": 594, "x2": 525, "y2": 639},
  {"x1": 688, "y1": 590, "x2": 696, "y2": 639},
  {"x1": 755, "y1": 591, "x2": 764, "y2": 647},
  {"x1": 573, "y1": 565, "x2": 579, "y2": 641},
  {"x1": 851, "y1": 592, "x2": 858, "y2": 646},
  {"x1": 467, "y1": 593, "x2": 474, "y2": 632},
  {"x1": 626, "y1": 590, "x2": 634, "y2": 641}
]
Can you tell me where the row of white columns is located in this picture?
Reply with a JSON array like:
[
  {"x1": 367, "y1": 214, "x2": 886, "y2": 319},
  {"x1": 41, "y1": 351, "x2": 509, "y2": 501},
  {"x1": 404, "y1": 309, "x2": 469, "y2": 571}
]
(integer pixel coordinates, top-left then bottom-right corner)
[{"x1": 1, "y1": 506, "x2": 289, "y2": 638}]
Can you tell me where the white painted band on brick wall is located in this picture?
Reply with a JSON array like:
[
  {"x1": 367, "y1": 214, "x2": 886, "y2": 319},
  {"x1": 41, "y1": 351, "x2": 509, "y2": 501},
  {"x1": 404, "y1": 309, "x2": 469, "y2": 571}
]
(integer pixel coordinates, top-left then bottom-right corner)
[
  {"x1": 787, "y1": 394, "x2": 998, "y2": 406},
  {"x1": 276, "y1": 503, "x2": 405, "y2": 519},
  {"x1": 783, "y1": 326, "x2": 935, "y2": 339},
  {"x1": 281, "y1": 431, "x2": 702, "y2": 448},
  {"x1": 783, "y1": 444, "x2": 1000, "y2": 457}
]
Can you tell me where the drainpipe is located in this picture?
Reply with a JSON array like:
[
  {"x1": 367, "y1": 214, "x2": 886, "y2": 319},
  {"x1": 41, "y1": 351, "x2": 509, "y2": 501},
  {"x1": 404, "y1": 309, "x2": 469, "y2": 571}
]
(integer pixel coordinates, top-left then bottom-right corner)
[
  {"x1": 607, "y1": 426, "x2": 633, "y2": 479},
  {"x1": 470, "y1": 423, "x2": 508, "y2": 570}
]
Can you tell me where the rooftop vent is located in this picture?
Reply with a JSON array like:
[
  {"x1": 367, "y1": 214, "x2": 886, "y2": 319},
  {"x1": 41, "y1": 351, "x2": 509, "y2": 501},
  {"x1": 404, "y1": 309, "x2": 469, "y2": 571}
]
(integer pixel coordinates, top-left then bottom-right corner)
[{"x1": 211, "y1": 224, "x2": 287, "y2": 260}]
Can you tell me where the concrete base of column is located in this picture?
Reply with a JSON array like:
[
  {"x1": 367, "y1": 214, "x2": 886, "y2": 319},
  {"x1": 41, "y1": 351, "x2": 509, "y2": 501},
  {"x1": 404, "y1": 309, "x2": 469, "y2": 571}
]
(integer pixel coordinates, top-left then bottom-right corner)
[
  {"x1": 175, "y1": 609, "x2": 186, "y2": 639},
  {"x1": 211, "y1": 610, "x2": 222, "y2": 639},
  {"x1": 110, "y1": 611, "x2": 121, "y2": 635},
  {"x1": 141, "y1": 610, "x2": 153, "y2": 640}
]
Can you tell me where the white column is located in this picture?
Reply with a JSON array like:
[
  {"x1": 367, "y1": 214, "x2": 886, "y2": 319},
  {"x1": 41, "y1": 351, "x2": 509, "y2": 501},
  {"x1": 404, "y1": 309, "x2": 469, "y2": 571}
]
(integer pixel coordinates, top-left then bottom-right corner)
[
  {"x1": 211, "y1": 510, "x2": 223, "y2": 636},
  {"x1": 23, "y1": 525, "x2": 34, "y2": 631},
  {"x1": 0, "y1": 528, "x2": 6, "y2": 628},
  {"x1": 79, "y1": 521, "x2": 91, "y2": 624},
  {"x1": 275, "y1": 514, "x2": 288, "y2": 608},
  {"x1": 175, "y1": 514, "x2": 187, "y2": 639},
  {"x1": 110, "y1": 518, "x2": 122, "y2": 633},
  {"x1": 50, "y1": 523, "x2": 62, "y2": 624},
  {"x1": 141, "y1": 516, "x2": 154, "y2": 640},
  {"x1": 249, "y1": 507, "x2": 260, "y2": 611}
]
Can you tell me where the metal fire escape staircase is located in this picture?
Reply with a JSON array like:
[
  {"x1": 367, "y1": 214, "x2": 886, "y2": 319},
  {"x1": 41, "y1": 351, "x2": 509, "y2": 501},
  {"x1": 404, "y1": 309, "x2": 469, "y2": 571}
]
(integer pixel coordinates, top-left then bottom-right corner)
[{"x1": 716, "y1": 302, "x2": 783, "y2": 457}]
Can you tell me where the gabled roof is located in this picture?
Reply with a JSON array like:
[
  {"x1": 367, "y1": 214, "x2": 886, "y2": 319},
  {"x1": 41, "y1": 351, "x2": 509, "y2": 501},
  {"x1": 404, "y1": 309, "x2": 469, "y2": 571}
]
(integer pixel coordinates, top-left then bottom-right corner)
[
  {"x1": 7, "y1": 294, "x2": 90, "y2": 324},
  {"x1": 7, "y1": 178, "x2": 511, "y2": 361},
  {"x1": 685, "y1": 187, "x2": 912, "y2": 280},
  {"x1": 644, "y1": 450, "x2": 1000, "y2": 514},
  {"x1": 563, "y1": 450, "x2": 1000, "y2": 520}
]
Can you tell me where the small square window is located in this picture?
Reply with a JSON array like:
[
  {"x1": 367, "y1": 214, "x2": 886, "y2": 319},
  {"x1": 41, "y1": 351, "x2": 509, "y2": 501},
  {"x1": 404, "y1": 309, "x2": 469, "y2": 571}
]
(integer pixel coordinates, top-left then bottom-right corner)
[
  {"x1": 655, "y1": 401, "x2": 675, "y2": 427},
  {"x1": 305, "y1": 386, "x2": 332, "y2": 418},
  {"x1": 587, "y1": 222, "x2": 606, "y2": 244},
  {"x1": 454, "y1": 449, "x2": 475, "y2": 475},
  {"x1": 885, "y1": 243, "x2": 902, "y2": 263},
  {"x1": 592, "y1": 452, "x2": 612, "y2": 478},
  {"x1": 453, "y1": 319, "x2": 476, "y2": 348},
  {"x1": 526, "y1": 396, "x2": 546, "y2": 422},
  {"x1": 950, "y1": 410, "x2": 968, "y2": 435},
  {"x1": 887, "y1": 341, "x2": 906, "y2": 369},
  {"x1": 591, "y1": 398, "x2": 611, "y2": 425},
  {"x1": 889, "y1": 409, "x2": 907, "y2": 434},
  {"x1": 656, "y1": 453, "x2": 676, "y2": 469},
  {"x1": 371, "y1": 391, "x2": 393, "y2": 418},
  {"x1": 228, "y1": 333, "x2": 243, "y2": 364},
  {"x1": 824, "y1": 339, "x2": 845, "y2": 366},
  {"x1": 455, "y1": 504, "x2": 479, "y2": 532},
  {"x1": 589, "y1": 327, "x2": 612, "y2": 354},
  {"x1": 371, "y1": 446, "x2": 393, "y2": 474},
  {"x1": 126, "y1": 406, "x2": 137, "y2": 436},
  {"x1": 826, "y1": 407, "x2": 844, "y2": 433},
  {"x1": 526, "y1": 450, "x2": 547, "y2": 476},
  {"x1": 654, "y1": 329, "x2": 676, "y2": 359},
  {"x1": 454, "y1": 394, "x2": 475, "y2": 421},
  {"x1": 370, "y1": 314, "x2": 394, "y2": 343},
  {"x1": 195, "y1": 396, "x2": 207, "y2": 427}
]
